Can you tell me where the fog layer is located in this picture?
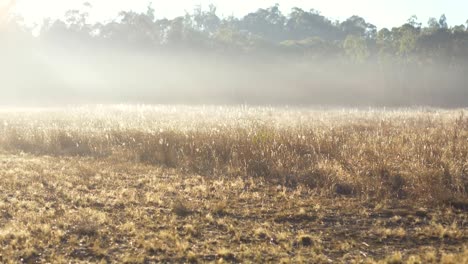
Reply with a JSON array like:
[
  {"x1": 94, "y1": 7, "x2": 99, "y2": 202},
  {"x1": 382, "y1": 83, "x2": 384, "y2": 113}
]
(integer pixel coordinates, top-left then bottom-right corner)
[{"x1": 1, "y1": 5, "x2": 467, "y2": 107}]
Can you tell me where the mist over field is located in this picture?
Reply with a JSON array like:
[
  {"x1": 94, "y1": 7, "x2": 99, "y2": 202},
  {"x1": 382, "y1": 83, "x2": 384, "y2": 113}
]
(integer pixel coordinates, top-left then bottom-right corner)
[
  {"x1": 1, "y1": 2, "x2": 468, "y2": 263},
  {"x1": 1, "y1": 3, "x2": 467, "y2": 107}
]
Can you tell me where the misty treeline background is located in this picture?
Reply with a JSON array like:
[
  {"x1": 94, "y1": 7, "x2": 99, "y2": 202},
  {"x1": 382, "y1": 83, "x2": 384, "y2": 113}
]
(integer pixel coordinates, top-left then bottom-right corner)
[{"x1": 1, "y1": 3, "x2": 468, "y2": 106}]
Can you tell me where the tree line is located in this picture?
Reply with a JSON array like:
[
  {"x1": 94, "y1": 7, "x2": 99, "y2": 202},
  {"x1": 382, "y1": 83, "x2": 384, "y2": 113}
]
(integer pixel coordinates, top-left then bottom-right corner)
[{"x1": 1, "y1": 3, "x2": 468, "y2": 106}]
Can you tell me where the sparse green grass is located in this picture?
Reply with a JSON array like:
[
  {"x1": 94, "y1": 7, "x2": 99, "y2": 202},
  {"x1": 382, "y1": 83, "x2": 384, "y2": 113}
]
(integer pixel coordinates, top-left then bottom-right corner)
[{"x1": 0, "y1": 105, "x2": 466, "y2": 263}]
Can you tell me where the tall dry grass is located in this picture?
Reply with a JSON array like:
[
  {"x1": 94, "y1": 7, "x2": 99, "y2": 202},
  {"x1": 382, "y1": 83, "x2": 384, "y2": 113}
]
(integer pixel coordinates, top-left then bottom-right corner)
[{"x1": 0, "y1": 105, "x2": 466, "y2": 203}]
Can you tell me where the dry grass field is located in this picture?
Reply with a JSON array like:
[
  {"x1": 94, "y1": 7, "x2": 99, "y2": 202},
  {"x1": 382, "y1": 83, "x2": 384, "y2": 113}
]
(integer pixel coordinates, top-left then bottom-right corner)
[{"x1": 0, "y1": 105, "x2": 466, "y2": 263}]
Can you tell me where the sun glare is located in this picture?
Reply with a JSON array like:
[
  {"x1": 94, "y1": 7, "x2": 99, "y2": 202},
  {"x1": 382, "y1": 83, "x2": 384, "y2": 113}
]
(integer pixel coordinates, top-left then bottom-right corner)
[{"x1": 0, "y1": 0, "x2": 14, "y2": 22}]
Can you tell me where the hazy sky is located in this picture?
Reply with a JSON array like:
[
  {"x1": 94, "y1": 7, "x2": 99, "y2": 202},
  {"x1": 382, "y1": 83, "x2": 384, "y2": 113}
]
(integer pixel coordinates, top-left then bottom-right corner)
[{"x1": 7, "y1": 0, "x2": 468, "y2": 28}]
